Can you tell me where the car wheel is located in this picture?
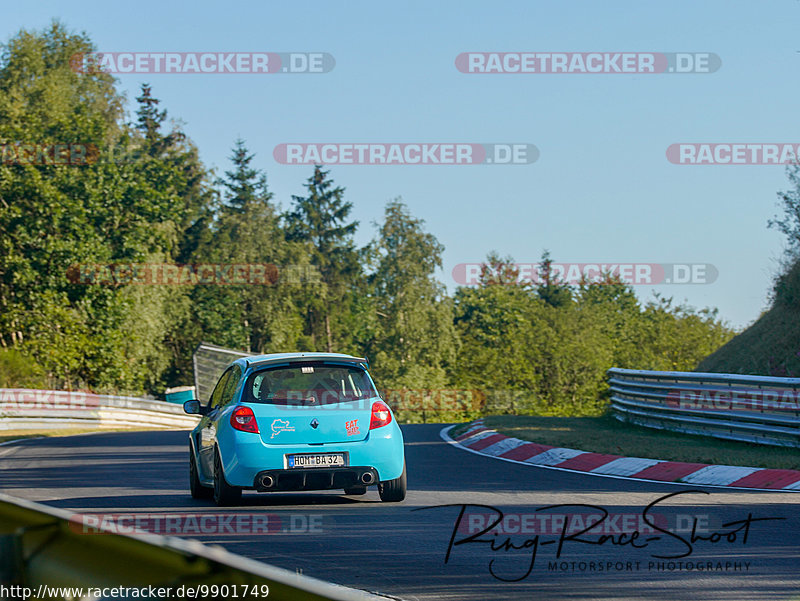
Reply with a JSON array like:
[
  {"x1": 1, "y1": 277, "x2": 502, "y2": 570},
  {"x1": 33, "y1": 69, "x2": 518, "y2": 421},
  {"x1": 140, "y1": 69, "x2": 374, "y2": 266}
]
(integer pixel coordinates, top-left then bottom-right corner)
[
  {"x1": 378, "y1": 463, "x2": 406, "y2": 502},
  {"x1": 213, "y1": 449, "x2": 242, "y2": 506},
  {"x1": 343, "y1": 485, "x2": 367, "y2": 495},
  {"x1": 189, "y1": 449, "x2": 212, "y2": 499}
]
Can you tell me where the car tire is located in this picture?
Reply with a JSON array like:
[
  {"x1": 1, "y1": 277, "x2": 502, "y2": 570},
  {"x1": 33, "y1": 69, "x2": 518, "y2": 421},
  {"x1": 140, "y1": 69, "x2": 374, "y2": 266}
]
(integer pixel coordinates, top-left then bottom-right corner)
[
  {"x1": 189, "y1": 448, "x2": 212, "y2": 499},
  {"x1": 343, "y1": 485, "x2": 368, "y2": 495},
  {"x1": 213, "y1": 449, "x2": 242, "y2": 506},
  {"x1": 378, "y1": 463, "x2": 406, "y2": 502}
]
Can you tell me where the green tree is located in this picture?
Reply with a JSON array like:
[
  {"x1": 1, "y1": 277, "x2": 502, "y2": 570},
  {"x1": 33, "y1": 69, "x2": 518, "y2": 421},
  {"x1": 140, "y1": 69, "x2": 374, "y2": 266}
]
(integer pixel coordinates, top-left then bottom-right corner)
[
  {"x1": 631, "y1": 294, "x2": 733, "y2": 371},
  {"x1": 0, "y1": 24, "x2": 214, "y2": 394},
  {"x1": 0, "y1": 348, "x2": 47, "y2": 388},
  {"x1": 189, "y1": 140, "x2": 308, "y2": 355},
  {"x1": 478, "y1": 251, "x2": 525, "y2": 287},
  {"x1": 576, "y1": 273, "x2": 642, "y2": 368},
  {"x1": 367, "y1": 199, "x2": 458, "y2": 396},
  {"x1": 284, "y1": 166, "x2": 360, "y2": 351},
  {"x1": 136, "y1": 84, "x2": 174, "y2": 155},
  {"x1": 769, "y1": 163, "x2": 800, "y2": 260},
  {"x1": 0, "y1": 22, "x2": 123, "y2": 388},
  {"x1": 536, "y1": 250, "x2": 572, "y2": 307},
  {"x1": 453, "y1": 280, "x2": 545, "y2": 414}
]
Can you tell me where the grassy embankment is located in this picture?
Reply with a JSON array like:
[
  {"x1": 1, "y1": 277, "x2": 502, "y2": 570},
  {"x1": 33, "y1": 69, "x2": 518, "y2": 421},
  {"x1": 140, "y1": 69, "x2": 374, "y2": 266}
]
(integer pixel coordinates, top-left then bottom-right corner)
[
  {"x1": 697, "y1": 260, "x2": 800, "y2": 377},
  {"x1": 450, "y1": 414, "x2": 800, "y2": 470}
]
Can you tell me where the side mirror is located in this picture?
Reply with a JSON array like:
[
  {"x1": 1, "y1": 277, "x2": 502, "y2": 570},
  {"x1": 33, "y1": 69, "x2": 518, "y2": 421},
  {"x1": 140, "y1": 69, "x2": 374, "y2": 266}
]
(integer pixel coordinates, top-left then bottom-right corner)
[{"x1": 183, "y1": 400, "x2": 206, "y2": 415}]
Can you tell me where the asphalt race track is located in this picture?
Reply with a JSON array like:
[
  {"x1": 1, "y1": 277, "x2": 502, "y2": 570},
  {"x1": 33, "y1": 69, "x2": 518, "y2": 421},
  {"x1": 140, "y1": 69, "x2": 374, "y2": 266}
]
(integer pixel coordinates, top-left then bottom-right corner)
[{"x1": 1, "y1": 424, "x2": 799, "y2": 600}]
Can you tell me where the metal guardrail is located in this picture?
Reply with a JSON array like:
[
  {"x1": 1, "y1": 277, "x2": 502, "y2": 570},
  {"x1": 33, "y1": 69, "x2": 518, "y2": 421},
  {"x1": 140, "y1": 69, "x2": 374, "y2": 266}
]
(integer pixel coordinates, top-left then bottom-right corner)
[
  {"x1": 608, "y1": 368, "x2": 800, "y2": 447},
  {"x1": 0, "y1": 493, "x2": 390, "y2": 600},
  {"x1": 0, "y1": 389, "x2": 199, "y2": 431}
]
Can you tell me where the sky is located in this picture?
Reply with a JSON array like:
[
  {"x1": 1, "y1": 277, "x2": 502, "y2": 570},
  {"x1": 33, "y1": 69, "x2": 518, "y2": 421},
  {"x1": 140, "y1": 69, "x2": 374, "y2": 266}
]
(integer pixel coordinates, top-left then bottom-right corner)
[{"x1": 4, "y1": 0, "x2": 799, "y2": 328}]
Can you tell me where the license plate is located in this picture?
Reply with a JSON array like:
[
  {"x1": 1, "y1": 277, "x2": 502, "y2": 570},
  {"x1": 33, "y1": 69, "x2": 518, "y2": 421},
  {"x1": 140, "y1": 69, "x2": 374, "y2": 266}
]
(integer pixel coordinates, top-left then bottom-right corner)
[{"x1": 286, "y1": 453, "x2": 347, "y2": 468}]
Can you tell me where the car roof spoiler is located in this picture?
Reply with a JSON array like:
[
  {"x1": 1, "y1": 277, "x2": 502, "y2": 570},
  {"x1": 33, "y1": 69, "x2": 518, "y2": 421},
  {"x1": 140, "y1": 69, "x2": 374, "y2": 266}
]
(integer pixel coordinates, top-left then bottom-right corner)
[{"x1": 245, "y1": 354, "x2": 369, "y2": 369}]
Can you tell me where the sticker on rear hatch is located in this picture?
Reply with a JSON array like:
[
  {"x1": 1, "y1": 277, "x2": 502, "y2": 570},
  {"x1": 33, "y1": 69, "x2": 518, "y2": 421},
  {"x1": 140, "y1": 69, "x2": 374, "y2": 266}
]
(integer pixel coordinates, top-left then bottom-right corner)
[
  {"x1": 345, "y1": 419, "x2": 360, "y2": 436},
  {"x1": 271, "y1": 418, "x2": 295, "y2": 438}
]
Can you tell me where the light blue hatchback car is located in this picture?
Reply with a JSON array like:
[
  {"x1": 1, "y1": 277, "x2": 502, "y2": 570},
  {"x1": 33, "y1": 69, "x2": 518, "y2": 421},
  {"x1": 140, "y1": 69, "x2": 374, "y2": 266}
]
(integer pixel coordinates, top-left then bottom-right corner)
[{"x1": 183, "y1": 352, "x2": 406, "y2": 506}]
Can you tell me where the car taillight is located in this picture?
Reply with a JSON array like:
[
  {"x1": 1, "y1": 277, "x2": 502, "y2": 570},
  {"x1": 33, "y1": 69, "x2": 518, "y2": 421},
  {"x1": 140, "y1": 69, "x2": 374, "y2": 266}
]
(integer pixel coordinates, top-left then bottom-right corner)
[
  {"x1": 370, "y1": 400, "x2": 392, "y2": 429},
  {"x1": 231, "y1": 406, "x2": 259, "y2": 433}
]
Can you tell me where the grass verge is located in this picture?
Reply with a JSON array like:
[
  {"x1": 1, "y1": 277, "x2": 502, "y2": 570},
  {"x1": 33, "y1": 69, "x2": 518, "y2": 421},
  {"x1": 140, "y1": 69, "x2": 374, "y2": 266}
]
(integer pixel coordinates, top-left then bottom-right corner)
[{"x1": 458, "y1": 415, "x2": 800, "y2": 471}]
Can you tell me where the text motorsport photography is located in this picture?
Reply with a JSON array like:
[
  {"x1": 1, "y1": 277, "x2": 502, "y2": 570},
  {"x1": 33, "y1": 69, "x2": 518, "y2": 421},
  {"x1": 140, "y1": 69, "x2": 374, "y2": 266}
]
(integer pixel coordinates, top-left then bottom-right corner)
[{"x1": 415, "y1": 491, "x2": 780, "y2": 582}]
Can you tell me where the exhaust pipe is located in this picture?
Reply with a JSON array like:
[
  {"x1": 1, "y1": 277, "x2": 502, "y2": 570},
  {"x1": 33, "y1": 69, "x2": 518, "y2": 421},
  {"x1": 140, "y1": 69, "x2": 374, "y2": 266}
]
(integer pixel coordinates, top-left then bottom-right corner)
[
  {"x1": 260, "y1": 474, "x2": 275, "y2": 488},
  {"x1": 361, "y1": 472, "x2": 375, "y2": 485}
]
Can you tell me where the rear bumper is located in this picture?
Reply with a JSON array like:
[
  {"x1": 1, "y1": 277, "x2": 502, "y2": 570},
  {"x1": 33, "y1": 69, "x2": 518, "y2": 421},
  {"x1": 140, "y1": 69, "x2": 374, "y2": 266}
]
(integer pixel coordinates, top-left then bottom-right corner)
[
  {"x1": 217, "y1": 422, "x2": 405, "y2": 488},
  {"x1": 253, "y1": 466, "x2": 378, "y2": 491}
]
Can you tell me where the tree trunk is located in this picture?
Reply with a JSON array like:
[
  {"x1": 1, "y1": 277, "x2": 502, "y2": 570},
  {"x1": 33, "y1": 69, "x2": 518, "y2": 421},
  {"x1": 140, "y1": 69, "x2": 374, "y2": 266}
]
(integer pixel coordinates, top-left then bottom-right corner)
[{"x1": 325, "y1": 311, "x2": 332, "y2": 352}]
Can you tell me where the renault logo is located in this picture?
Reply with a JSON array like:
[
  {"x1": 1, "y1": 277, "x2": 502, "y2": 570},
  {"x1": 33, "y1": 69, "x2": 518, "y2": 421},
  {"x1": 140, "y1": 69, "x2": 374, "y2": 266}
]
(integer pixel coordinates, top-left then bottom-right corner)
[{"x1": 310, "y1": 418, "x2": 319, "y2": 429}]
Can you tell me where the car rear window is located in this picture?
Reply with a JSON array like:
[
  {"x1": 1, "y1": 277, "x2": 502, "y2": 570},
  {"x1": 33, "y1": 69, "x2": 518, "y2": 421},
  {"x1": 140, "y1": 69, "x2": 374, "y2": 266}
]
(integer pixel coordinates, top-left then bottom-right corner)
[{"x1": 243, "y1": 363, "x2": 378, "y2": 406}]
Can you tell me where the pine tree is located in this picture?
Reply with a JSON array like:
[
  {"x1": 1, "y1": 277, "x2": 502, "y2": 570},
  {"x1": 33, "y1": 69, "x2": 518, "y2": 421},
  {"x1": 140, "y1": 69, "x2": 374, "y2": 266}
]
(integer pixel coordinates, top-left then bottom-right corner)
[
  {"x1": 479, "y1": 251, "x2": 524, "y2": 287},
  {"x1": 536, "y1": 250, "x2": 572, "y2": 307},
  {"x1": 221, "y1": 138, "x2": 269, "y2": 212},
  {"x1": 188, "y1": 140, "x2": 306, "y2": 355},
  {"x1": 284, "y1": 166, "x2": 359, "y2": 351},
  {"x1": 134, "y1": 84, "x2": 186, "y2": 157}
]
